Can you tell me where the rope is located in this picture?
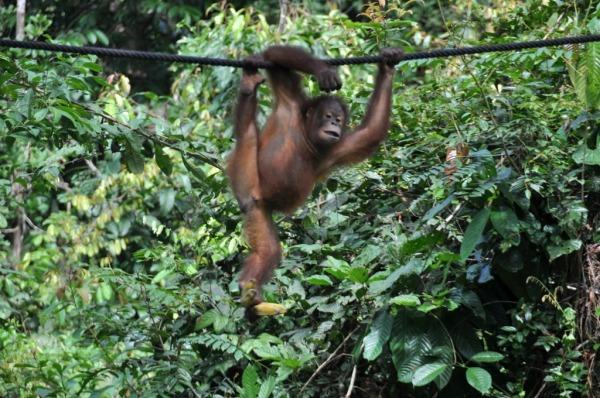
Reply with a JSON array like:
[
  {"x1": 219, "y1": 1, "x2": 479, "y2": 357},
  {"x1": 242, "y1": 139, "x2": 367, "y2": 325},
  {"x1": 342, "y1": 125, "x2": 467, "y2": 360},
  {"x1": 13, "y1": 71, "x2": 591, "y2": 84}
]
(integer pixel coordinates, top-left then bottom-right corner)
[{"x1": 1, "y1": 34, "x2": 600, "y2": 67}]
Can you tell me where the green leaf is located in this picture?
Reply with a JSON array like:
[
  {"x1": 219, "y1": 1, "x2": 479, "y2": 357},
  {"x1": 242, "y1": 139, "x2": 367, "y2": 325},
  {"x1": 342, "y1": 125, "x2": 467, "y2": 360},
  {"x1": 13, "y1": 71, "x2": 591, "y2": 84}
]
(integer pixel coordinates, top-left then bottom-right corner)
[
  {"x1": 86, "y1": 30, "x2": 97, "y2": 44},
  {"x1": 213, "y1": 313, "x2": 229, "y2": 332},
  {"x1": 324, "y1": 256, "x2": 350, "y2": 280},
  {"x1": 460, "y1": 208, "x2": 491, "y2": 261},
  {"x1": 490, "y1": 207, "x2": 520, "y2": 244},
  {"x1": 242, "y1": 365, "x2": 259, "y2": 398},
  {"x1": 495, "y1": 248, "x2": 524, "y2": 272},
  {"x1": 82, "y1": 61, "x2": 103, "y2": 73},
  {"x1": 390, "y1": 310, "x2": 453, "y2": 387},
  {"x1": 293, "y1": 243, "x2": 322, "y2": 254},
  {"x1": 33, "y1": 108, "x2": 48, "y2": 122},
  {"x1": 17, "y1": 89, "x2": 33, "y2": 118},
  {"x1": 568, "y1": 40, "x2": 600, "y2": 108},
  {"x1": 390, "y1": 294, "x2": 421, "y2": 307},
  {"x1": 459, "y1": 290, "x2": 485, "y2": 319},
  {"x1": 347, "y1": 266, "x2": 369, "y2": 283},
  {"x1": 257, "y1": 376, "x2": 276, "y2": 398},
  {"x1": 471, "y1": 351, "x2": 504, "y2": 363},
  {"x1": 452, "y1": 323, "x2": 483, "y2": 360},
  {"x1": 158, "y1": 189, "x2": 176, "y2": 214},
  {"x1": 66, "y1": 77, "x2": 89, "y2": 91},
  {"x1": 182, "y1": 155, "x2": 206, "y2": 181},
  {"x1": 417, "y1": 303, "x2": 437, "y2": 313},
  {"x1": 124, "y1": 141, "x2": 145, "y2": 174},
  {"x1": 305, "y1": 275, "x2": 333, "y2": 286},
  {"x1": 466, "y1": 367, "x2": 492, "y2": 394},
  {"x1": 412, "y1": 363, "x2": 448, "y2": 387},
  {"x1": 547, "y1": 239, "x2": 582, "y2": 261},
  {"x1": 353, "y1": 244, "x2": 382, "y2": 267},
  {"x1": 195, "y1": 310, "x2": 217, "y2": 329},
  {"x1": 572, "y1": 136, "x2": 600, "y2": 165},
  {"x1": 99, "y1": 283, "x2": 113, "y2": 301},
  {"x1": 151, "y1": 269, "x2": 172, "y2": 284},
  {"x1": 423, "y1": 194, "x2": 455, "y2": 221},
  {"x1": 95, "y1": 30, "x2": 109, "y2": 46},
  {"x1": 155, "y1": 145, "x2": 173, "y2": 176},
  {"x1": 401, "y1": 233, "x2": 444, "y2": 256},
  {"x1": 363, "y1": 311, "x2": 393, "y2": 361},
  {"x1": 51, "y1": 105, "x2": 81, "y2": 127},
  {"x1": 368, "y1": 259, "x2": 424, "y2": 295},
  {"x1": 0, "y1": 214, "x2": 7, "y2": 229},
  {"x1": 585, "y1": 41, "x2": 600, "y2": 108}
]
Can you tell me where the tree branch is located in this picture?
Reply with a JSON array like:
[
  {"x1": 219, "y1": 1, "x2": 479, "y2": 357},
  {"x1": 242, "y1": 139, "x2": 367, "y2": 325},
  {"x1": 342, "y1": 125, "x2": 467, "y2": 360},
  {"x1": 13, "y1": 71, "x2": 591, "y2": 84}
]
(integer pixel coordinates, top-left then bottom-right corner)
[
  {"x1": 83, "y1": 104, "x2": 223, "y2": 171},
  {"x1": 278, "y1": 0, "x2": 290, "y2": 33},
  {"x1": 344, "y1": 364, "x2": 358, "y2": 398},
  {"x1": 16, "y1": 0, "x2": 26, "y2": 40}
]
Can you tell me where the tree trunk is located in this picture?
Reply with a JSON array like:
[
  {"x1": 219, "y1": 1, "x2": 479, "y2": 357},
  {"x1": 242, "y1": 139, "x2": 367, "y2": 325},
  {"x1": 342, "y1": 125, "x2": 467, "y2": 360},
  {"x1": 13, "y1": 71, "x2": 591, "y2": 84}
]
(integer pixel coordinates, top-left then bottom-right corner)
[
  {"x1": 278, "y1": 0, "x2": 290, "y2": 33},
  {"x1": 8, "y1": 143, "x2": 31, "y2": 266},
  {"x1": 9, "y1": 180, "x2": 25, "y2": 265},
  {"x1": 16, "y1": 0, "x2": 26, "y2": 40}
]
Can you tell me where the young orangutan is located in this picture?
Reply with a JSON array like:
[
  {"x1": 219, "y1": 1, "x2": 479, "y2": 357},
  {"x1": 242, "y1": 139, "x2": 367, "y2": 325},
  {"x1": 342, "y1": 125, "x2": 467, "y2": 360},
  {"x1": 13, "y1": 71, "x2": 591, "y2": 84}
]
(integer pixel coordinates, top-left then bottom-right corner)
[{"x1": 227, "y1": 45, "x2": 402, "y2": 317}]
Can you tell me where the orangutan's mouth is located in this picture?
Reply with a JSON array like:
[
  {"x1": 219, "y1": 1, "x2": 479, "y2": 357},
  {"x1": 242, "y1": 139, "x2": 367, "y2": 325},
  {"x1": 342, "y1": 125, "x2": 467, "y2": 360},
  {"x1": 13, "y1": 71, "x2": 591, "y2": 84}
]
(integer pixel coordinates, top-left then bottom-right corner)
[{"x1": 324, "y1": 130, "x2": 340, "y2": 138}]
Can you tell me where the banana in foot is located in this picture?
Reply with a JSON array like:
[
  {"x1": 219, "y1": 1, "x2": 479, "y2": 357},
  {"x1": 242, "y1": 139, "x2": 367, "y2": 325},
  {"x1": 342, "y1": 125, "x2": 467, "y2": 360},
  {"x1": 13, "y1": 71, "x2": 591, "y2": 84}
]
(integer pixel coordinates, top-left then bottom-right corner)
[{"x1": 253, "y1": 302, "x2": 286, "y2": 316}]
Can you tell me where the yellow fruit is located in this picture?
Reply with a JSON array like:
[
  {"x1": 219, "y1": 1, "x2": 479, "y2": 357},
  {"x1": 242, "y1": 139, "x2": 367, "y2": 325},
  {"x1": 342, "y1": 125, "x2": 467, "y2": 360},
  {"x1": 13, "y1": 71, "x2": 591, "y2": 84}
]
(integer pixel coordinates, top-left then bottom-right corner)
[{"x1": 253, "y1": 302, "x2": 287, "y2": 316}]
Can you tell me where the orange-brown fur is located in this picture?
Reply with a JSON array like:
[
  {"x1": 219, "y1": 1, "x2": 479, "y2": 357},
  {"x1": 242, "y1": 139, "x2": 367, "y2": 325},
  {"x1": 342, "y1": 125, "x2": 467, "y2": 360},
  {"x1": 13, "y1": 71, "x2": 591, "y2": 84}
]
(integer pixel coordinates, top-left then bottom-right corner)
[{"x1": 227, "y1": 46, "x2": 401, "y2": 310}]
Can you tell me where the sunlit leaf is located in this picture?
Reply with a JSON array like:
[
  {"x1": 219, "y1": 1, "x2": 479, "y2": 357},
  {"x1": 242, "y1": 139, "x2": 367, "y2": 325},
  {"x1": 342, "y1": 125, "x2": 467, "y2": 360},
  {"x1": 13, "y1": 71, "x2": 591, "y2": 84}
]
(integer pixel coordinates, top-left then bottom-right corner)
[
  {"x1": 242, "y1": 365, "x2": 259, "y2": 398},
  {"x1": 363, "y1": 311, "x2": 392, "y2": 361},
  {"x1": 466, "y1": 367, "x2": 492, "y2": 394},
  {"x1": 412, "y1": 363, "x2": 448, "y2": 387},
  {"x1": 305, "y1": 275, "x2": 333, "y2": 286},
  {"x1": 390, "y1": 294, "x2": 421, "y2": 307}
]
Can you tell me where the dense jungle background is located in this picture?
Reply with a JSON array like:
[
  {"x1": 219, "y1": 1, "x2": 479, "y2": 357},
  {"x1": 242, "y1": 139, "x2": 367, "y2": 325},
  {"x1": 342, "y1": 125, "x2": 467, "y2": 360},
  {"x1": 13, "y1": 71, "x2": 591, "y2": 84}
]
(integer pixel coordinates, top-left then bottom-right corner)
[{"x1": 1, "y1": 0, "x2": 600, "y2": 396}]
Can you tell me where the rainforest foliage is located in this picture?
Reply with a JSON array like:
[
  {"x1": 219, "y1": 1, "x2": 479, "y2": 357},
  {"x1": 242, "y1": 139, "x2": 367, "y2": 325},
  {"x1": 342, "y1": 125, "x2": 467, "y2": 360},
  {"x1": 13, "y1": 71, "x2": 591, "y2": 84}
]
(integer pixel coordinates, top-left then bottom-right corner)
[{"x1": 1, "y1": 1, "x2": 599, "y2": 397}]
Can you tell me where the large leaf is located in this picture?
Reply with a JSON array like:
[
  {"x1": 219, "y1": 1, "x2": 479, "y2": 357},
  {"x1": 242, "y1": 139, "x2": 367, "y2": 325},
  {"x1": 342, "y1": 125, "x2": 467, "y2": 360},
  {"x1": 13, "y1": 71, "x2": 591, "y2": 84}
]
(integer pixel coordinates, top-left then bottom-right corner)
[
  {"x1": 389, "y1": 310, "x2": 453, "y2": 389},
  {"x1": 572, "y1": 135, "x2": 600, "y2": 165},
  {"x1": 241, "y1": 365, "x2": 259, "y2": 398},
  {"x1": 568, "y1": 39, "x2": 600, "y2": 109},
  {"x1": 459, "y1": 290, "x2": 485, "y2": 319},
  {"x1": 181, "y1": 155, "x2": 207, "y2": 181},
  {"x1": 324, "y1": 256, "x2": 350, "y2": 280},
  {"x1": 568, "y1": 53, "x2": 588, "y2": 107},
  {"x1": 547, "y1": 239, "x2": 582, "y2": 261},
  {"x1": 124, "y1": 141, "x2": 145, "y2": 174},
  {"x1": 155, "y1": 145, "x2": 174, "y2": 176},
  {"x1": 368, "y1": 258, "x2": 424, "y2": 295},
  {"x1": 158, "y1": 189, "x2": 176, "y2": 214},
  {"x1": 347, "y1": 266, "x2": 369, "y2": 283},
  {"x1": 353, "y1": 244, "x2": 382, "y2": 267},
  {"x1": 195, "y1": 310, "x2": 217, "y2": 329},
  {"x1": 466, "y1": 367, "x2": 492, "y2": 394},
  {"x1": 411, "y1": 363, "x2": 448, "y2": 387},
  {"x1": 585, "y1": 39, "x2": 600, "y2": 108},
  {"x1": 495, "y1": 247, "x2": 525, "y2": 272},
  {"x1": 257, "y1": 376, "x2": 276, "y2": 398},
  {"x1": 305, "y1": 275, "x2": 333, "y2": 286},
  {"x1": 363, "y1": 311, "x2": 393, "y2": 361},
  {"x1": 423, "y1": 194, "x2": 456, "y2": 221},
  {"x1": 451, "y1": 322, "x2": 483, "y2": 360},
  {"x1": 460, "y1": 208, "x2": 491, "y2": 261},
  {"x1": 490, "y1": 207, "x2": 520, "y2": 245},
  {"x1": 401, "y1": 233, "x2": 444, "y2": 256}
]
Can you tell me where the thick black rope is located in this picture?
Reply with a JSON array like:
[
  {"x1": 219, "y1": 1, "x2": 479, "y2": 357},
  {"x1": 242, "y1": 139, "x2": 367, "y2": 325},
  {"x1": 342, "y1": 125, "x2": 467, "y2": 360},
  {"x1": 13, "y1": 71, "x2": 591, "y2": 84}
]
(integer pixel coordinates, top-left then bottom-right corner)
[{"x1": 1, "y1": 34, "x2": 600, "y2": 67}]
